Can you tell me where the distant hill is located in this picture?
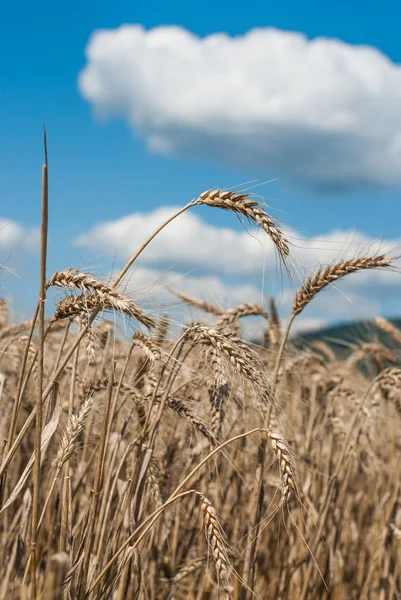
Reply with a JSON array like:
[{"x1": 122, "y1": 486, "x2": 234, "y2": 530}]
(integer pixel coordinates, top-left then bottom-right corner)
[{"x1": 291, "y1": 317, "x2": 401, "y2": 359}]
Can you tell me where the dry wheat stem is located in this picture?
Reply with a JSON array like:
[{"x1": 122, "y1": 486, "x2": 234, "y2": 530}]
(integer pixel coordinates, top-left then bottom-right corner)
[
  {"x1": 297, "y1": 375, "x2": 384, "y2": 594},
  {"x1": 1, "y1": 205, "x2": 201, "y2": 477},
  {"x1": 35, "y1": 393, "x2": 92, "y2": 536},
  {"x1": 30, "y1": 146, "x2": 48, "y2": 600}
]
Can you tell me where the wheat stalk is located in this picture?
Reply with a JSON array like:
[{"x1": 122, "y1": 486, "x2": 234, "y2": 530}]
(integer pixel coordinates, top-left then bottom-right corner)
[
  {"x1": 167, "y1": 396, "x2": 218, "y2": 445},
  {"x1": 183, "y1": 323, "x2": 272, "y2": 403}
]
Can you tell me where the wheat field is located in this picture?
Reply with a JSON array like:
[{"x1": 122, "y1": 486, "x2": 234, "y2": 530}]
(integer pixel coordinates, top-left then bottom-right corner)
[{"x1": 0, "y1": 173, "x2": 400, "y2": 599}]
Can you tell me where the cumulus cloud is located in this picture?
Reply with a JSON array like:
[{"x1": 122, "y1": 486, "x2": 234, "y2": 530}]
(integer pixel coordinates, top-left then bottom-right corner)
[
  {"x1": 74, "y1": 206, "x2": 401, "y2": 332},
  {"x1": 75, "y1": 205, "x2": 278, "y2": 277},
  {"x1": 79, "y1": 25, "x2": 401, "y2": 192},
  {"x1": 74, "y1": 205, "x2": 400, "y2": 280}
]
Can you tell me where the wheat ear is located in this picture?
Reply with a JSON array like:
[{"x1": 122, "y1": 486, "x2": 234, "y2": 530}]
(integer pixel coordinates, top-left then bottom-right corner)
[
  {"x1": 268, "y1": 412, "x2": 296, "y2": 504},
  {"x1": 375, "y1": 317, "x2": 401, "y2": 345},
  {"x1": 216, "y1": 302, "x2": 268, "y2": 329},
  {"x1": 293, "y1": 255, "x2": 393, "y2": 316},
  {"x1": 53, "y1": 291, "x2": 155, "y2": 329},
  {"x1": 197, "y1": 493, "x2": 233, "y2": 594},
  {"x1": 171, "y1": 288, "x2": 224, "y2": 315},
  {"x1": 132, "y1": 333, "x2": 161, "y2": 362},
  {"x1": 0, "y1": 298, "x2": 8, "y2": 330},
  {"x1": 196, "y1": 189, "x2": 289, "y2": 259}
]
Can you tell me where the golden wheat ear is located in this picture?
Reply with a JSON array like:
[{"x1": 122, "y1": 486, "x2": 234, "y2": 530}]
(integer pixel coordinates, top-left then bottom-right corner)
[
  {"x1": 293, "y1": 255, "x2": 394, "y2": 316},
  {"x1": 196, "y1": 189, "x2": 290, "y2": 259}
]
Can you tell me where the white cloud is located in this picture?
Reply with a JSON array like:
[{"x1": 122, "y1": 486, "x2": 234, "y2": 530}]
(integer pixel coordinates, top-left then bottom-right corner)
[
  {"x1": 79, "y1": 25, "x2": 401, "y2": 192},
  {"x1": 0, "y1": 219, "x2": 39, "y2": 257},
  {"x1": 74, "y1": 204, "x2": 401, "y2": 282},
  {"x1": 74, "y1": 205, "x2": 401, "y2": 333},
  {"x1": 75, "y1": 205, "x2": 278, "y2": 278}
]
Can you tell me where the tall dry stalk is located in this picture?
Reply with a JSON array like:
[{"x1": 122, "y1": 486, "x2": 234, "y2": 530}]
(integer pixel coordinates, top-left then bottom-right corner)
[{"x1": 30, "y1": 130, "x2": 48, "y2": 599}]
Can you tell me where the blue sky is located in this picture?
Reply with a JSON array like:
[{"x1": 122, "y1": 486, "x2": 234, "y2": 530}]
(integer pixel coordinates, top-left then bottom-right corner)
[{"x1": 1, "y1": 0, "x2": 401, "y2": 331}]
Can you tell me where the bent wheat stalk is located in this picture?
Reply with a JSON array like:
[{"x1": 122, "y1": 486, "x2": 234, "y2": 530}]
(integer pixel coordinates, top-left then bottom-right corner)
[{"x1": 272, "y1": 254, "x2": 394, "y2": 396}]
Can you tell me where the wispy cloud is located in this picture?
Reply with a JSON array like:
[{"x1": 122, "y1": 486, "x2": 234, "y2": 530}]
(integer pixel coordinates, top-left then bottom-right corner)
[{"x1": 79, "y1": 24, "x2": 401, "y2": 193}]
